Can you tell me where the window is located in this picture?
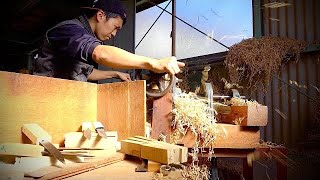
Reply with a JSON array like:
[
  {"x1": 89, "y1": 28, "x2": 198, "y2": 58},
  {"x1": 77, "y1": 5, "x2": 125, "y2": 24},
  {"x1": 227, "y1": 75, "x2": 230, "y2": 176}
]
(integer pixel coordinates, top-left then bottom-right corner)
[{"x1": 136, "y1": 0, "x2": 253, "y2": 59}]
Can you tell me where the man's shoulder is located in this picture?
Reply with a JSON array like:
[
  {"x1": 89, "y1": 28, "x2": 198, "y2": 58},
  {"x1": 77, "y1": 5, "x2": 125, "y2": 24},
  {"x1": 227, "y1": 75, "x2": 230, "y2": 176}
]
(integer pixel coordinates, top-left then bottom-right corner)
[
  {"x1": 47, "y1": 19, "x2": 87, "y2": 36},
  {"x1": 52, "y1": 19, "x2": 84, "y2": 31}
]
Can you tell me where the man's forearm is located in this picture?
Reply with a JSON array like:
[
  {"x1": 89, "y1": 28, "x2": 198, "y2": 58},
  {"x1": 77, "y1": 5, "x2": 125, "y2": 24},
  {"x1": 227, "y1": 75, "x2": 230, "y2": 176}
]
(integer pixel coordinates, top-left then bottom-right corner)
[
  {"x1": 87, "y1": 68, "x2": 118, "y2": 81},
  {"x1": 92, "y1": 45, "x2": 154, "y2": 70}
]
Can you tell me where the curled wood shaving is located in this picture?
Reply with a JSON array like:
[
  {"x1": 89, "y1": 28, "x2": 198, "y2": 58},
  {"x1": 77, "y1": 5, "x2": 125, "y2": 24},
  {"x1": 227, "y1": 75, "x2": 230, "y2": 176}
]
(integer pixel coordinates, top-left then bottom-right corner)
[
  {"x1": 181, "y1": 164, "x2": 210, "y2": 180},
  {"x1": 171, "y1": 92, "x2": 224, "y2": 148},
  {"x1": 225, "y1": 97, "x2": 260, "y2": 106}
]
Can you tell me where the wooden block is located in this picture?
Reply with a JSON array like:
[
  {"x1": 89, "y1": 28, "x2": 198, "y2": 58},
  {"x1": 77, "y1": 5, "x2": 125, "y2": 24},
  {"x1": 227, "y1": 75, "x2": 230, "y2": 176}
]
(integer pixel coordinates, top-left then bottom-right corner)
[
  {"x1": 140, "y1": 143, "x2": 177, "y2": 164},
  {"x1": 120, "y1": 139, "x2": 144, "y2": 157},
  {"x1": 217, "y1": 105, "x2": 268, "y2": 126},
  {"x1": 64, "y1": 132, "x2": 117, "y2": 149},
  {"x1": 0, "y1": 143, "x2": 44, "y2": 157},
  {"x1": 21, "y1": 123, "x2": 52, "y2": 144},
  {"x1": 120, "y1": 138, "x2": 179, "y2": 164},
  {"x1": 128, "y1": 137, "x2": 180, "y2": 164},
  {"x1": 147, "y1": 161, "x2": 161, "y2": 172},
  {"x1": 181, "y1": 124, "x2": 260, "y2": 148},
  {"x1": 132, "y1": 136, "x2": 188, "y2": 163},
  {"x1": 97, "y1": 81, "x2": 146, "y2": 141}
]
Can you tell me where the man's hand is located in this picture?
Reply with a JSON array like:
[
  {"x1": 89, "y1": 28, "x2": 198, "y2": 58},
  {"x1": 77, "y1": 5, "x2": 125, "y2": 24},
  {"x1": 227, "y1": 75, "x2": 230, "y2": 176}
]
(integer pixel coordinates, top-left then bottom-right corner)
[
  {"x1": 88, "y1": 68, "x2": 131, "y2": 81},
  {"x1": 150, "y1": 56, "x2": 185, "y2": 75},
  {"x1": 116, "y1": 71, "x2": 131, "y2": 82}
]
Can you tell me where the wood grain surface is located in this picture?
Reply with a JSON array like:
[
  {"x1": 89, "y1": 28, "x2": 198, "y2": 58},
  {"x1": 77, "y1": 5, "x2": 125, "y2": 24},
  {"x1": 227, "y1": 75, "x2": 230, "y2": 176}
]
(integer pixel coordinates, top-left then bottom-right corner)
[
  {"x1": 0, "y1": 71, "x2": 97, "y2": 145},
  {"x1": 97, "y1": 80, "x2": 146, "y2": 141}
]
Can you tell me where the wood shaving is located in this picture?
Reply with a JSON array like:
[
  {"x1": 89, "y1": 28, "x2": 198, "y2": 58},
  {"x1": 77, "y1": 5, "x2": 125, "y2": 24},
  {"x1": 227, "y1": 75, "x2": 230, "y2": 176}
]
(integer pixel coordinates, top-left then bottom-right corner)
[
  {"x1": 171, "y1": 92, "x2": 226, "y2": 179},
  {"x1": 225, "y1": 97, "x2": 260, "y2": 106},
  {"x1": 171, "y1": 92, "x2": 224, "y2": 147},
  {"x1": 181, "y1": 164, "x2": 210, "y2": 180}
]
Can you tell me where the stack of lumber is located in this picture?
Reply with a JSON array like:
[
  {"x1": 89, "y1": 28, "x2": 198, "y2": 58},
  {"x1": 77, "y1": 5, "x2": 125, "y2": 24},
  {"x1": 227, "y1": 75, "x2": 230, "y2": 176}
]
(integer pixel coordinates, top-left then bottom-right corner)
[
  {"x1": 0, "y1": 124, "x2": 121, "y2": 179},
  {"x1": 120, "y1": 136, "x2": 188, "y2": 164}
]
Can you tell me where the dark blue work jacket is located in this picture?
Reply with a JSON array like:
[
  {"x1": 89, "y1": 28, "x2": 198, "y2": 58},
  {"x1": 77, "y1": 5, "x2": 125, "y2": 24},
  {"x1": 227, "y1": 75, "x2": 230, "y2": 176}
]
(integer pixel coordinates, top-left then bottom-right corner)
[{"x1": 33, "y1": 15, "x2": 103, "y2": 81}]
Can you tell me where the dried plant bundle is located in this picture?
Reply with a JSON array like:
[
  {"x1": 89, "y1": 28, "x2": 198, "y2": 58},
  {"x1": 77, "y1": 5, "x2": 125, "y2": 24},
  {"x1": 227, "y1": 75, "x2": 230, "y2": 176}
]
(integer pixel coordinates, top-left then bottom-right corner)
[{"x1": 225, "y1": 36, "x2": 307, "y2": 92}]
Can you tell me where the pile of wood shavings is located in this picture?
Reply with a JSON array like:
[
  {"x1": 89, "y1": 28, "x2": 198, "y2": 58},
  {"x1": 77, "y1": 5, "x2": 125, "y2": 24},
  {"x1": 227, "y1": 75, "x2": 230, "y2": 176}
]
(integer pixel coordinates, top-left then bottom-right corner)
[
  {"x1": 181, "y1": 164, "x2": 210, "y2": 180},
  {"x1": 225, "y1": 36, "x2": 307, "y2": 92},
  {"x1": 225, "y1": 97, "x2": 260, "y2": 106},
  {"x1": 171, "y1": 92, "x2": 224, "y2": 147},
  {"x1": 170, "y1": 92, "x2": 225, "y2": 179}
]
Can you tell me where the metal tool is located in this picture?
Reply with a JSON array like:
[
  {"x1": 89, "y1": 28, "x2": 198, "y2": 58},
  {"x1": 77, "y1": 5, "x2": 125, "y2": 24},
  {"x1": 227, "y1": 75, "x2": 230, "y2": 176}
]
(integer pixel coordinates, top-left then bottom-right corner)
[
  {"x1": 135, "y1": 158, "x2": 148, "y2": 172},
  {"x1": 212, "y1": 88, "x2": 246, "y2": 99},
  {"x1": 93, "y1": 121, "x2": 108, "y2": 139},
  {"x1": 22, "y1": 123, "x2": 65, "y2": 164},
  {"x1": 40, "y1": 139, "x2": 65, "y2": 163},
  {"x1": 82, "y1": 122, "x2": 93, "y2": 140}
]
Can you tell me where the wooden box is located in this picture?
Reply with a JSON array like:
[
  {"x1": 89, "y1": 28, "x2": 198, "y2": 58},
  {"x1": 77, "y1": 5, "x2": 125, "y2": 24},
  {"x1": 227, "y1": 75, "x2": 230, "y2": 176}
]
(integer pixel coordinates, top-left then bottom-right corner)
[
  {"x1": 0, "y1": 71, "x2": 146, "y2": 145},
  {"x1": 216, "y1": 105, "x2": 268, "y2": 126}
]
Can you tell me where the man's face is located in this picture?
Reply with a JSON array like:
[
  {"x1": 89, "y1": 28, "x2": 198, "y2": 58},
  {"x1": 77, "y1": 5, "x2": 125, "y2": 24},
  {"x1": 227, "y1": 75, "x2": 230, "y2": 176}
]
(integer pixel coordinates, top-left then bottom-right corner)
[{"x1": 96, "y1": 11, "x2": 123, "y2": 41}]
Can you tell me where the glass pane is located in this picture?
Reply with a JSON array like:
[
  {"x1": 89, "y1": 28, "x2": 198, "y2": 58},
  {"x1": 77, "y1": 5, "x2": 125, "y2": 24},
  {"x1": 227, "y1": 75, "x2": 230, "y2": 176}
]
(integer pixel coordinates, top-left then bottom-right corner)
[
  {"x1": 136, "y1": 0, "x2": 253, "y2": 60},
  {"x1": 135, "y1": 1, "x2": 172, "y2": 59},
  {"x1": 176, "y1": 0, "x2": 253, "y2": 59}
]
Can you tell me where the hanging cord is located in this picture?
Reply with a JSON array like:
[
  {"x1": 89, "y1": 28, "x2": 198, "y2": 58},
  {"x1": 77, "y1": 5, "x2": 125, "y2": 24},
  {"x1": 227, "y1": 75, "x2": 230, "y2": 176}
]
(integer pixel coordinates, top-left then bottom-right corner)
[
  {"x1": 147, "y1": 0, "x2": 316, "y2": 103},
  {"x1": 135, "y1": 0, "x2": 172, "y2": 49}
]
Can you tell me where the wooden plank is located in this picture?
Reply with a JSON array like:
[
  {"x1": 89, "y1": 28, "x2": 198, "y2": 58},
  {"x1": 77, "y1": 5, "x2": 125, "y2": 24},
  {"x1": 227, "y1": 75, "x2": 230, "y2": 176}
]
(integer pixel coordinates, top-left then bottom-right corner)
[
  {"x1": 217, "y1": 105, "x2": 268, "y2": 126},
  {"x1": 21, "y1": 123, "x2": 52, "y2": 144},
  {"x1": 0, "y1": 71, "x2": 97, "y2": 145},
  {"x1": 64, "y1": 132, "x2": 117, "y2": 150},
  {"x1": 181, "y1": 124, "x2": 260, "y2": 148},
  {"x1": 0, "y1": 143, "x2": 44, "y2": 157},
  {"x1": 26, "y1": 152, "x2": 125, "y2": 179},
  {"x1": 97, "y1": 81, "x2": 146, "y2": 141},
  {"x1": 10, "y1": 156, "x2": 86, "y2": 174}
]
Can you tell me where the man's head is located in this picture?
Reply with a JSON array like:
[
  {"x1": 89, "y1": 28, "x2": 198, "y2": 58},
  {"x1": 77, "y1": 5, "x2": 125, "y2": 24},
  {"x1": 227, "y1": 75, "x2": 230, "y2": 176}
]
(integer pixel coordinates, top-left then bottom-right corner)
[{"x1": 82, "y1": 0, "x2": 127, "y2": 41}]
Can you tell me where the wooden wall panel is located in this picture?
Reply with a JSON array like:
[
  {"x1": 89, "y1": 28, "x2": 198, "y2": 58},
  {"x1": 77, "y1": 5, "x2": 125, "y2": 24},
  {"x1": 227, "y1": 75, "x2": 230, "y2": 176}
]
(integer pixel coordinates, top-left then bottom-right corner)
[
  {"x1": 97, "y1": 80, "x2": 146, "y2": 141},
  {"x1": 0, "y1": 71, "x2": 97, "y2": 145}
]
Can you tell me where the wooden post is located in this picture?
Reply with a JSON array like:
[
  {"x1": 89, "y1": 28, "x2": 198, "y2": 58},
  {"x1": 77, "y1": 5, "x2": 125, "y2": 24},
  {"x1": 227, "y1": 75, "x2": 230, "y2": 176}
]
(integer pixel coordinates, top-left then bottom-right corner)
[{"x1": 151, "y1": 93, "x2": 173, "y2": 142}]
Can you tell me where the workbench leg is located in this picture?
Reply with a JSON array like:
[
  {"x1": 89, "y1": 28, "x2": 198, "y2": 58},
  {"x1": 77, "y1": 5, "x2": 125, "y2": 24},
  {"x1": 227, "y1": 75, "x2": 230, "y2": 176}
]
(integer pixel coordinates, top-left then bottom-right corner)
[
  {"x1": 243, "y1": 158, "x2": 253, "y2": 180},
  {"x1": 210, "y1": 158, "x2": 219, "y2": 180}
]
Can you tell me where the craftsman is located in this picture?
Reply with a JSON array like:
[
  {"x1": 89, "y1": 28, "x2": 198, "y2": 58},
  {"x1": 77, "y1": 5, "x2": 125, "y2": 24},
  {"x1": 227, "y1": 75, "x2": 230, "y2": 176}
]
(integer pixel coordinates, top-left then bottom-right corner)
[{"x1": 33, "y1": 0, "x2": 184, "y2": 82}]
